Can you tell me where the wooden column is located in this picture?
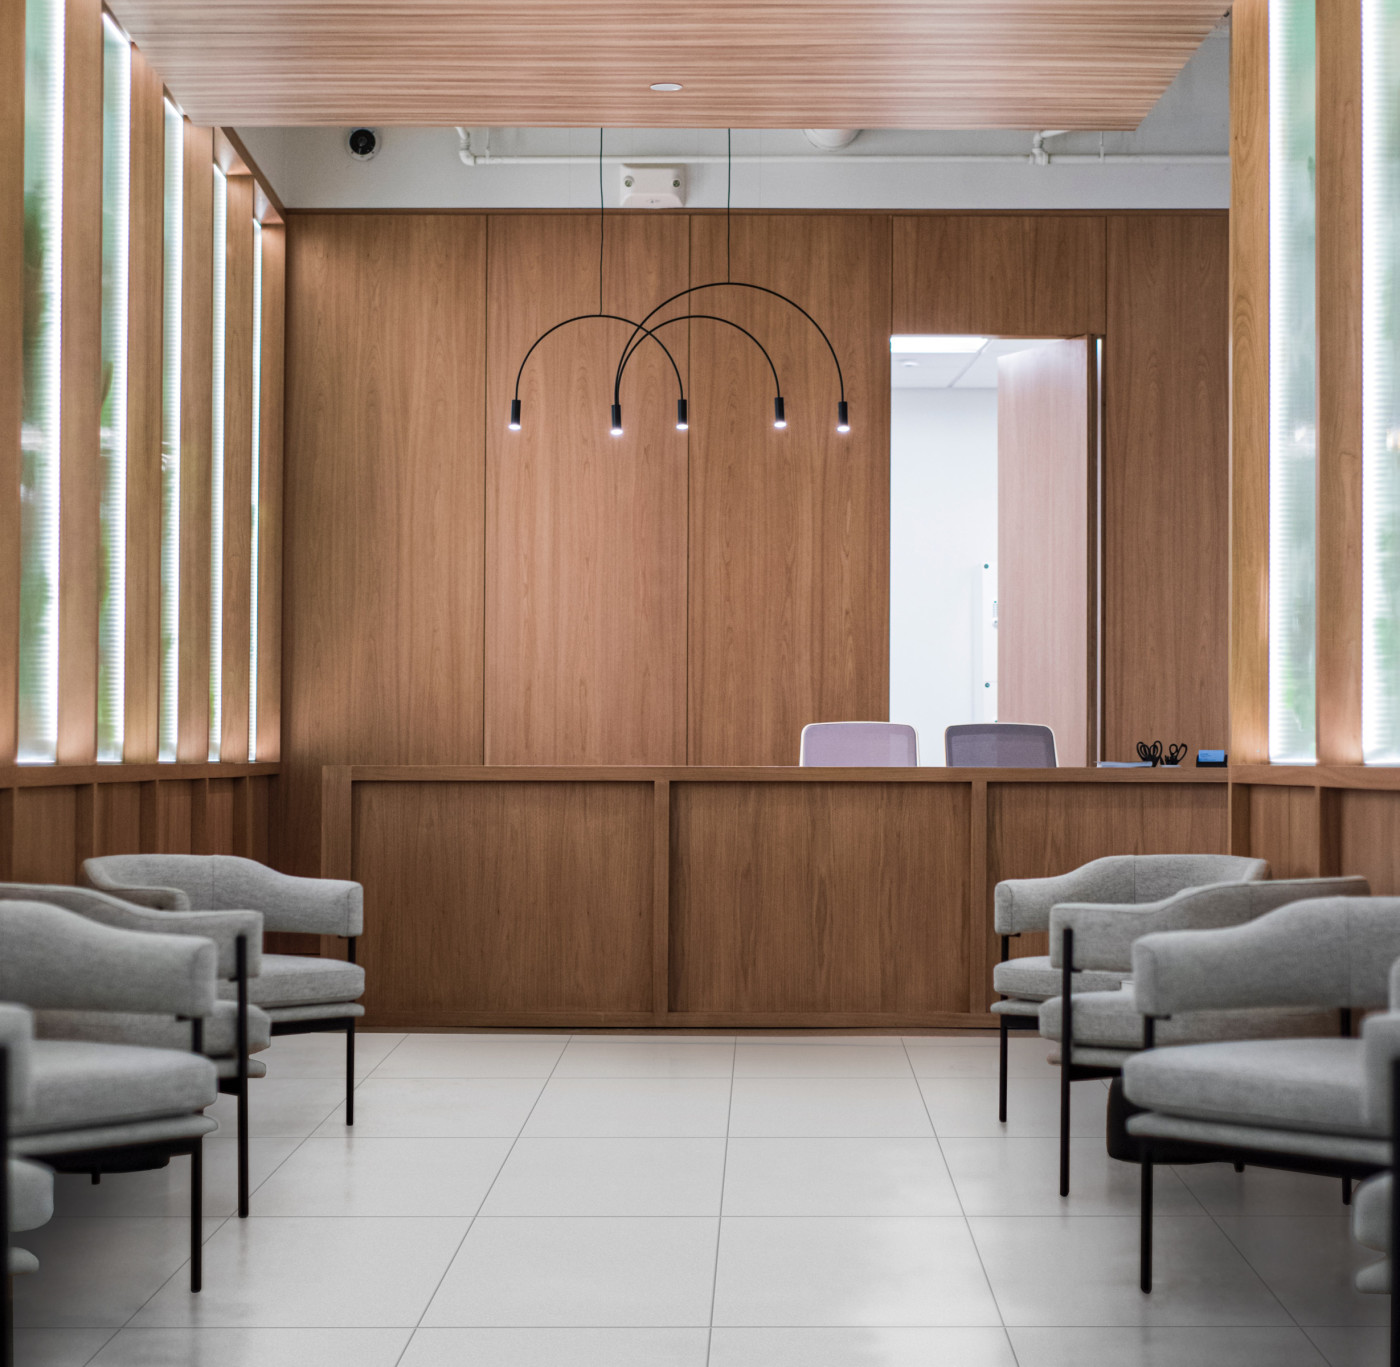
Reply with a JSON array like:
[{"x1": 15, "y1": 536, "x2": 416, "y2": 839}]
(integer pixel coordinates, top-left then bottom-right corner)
[
  {"x1": 1316, "y1": 0, "x2": 1364, "y2": 764},
  {"x1": 1229, "y1": 0, "x2": 1271, "y2": 766}
]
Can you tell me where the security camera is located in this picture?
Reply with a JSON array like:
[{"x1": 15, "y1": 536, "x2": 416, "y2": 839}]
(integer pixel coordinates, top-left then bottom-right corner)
[{"x1": 346, "y1": 128, "x2": 379, "y2": 161}]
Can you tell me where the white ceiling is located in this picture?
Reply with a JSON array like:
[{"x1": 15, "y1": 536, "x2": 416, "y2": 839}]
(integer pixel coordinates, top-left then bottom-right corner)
[{"x1": 891, "y1": 338, "x2": 1063, "y2": 390}]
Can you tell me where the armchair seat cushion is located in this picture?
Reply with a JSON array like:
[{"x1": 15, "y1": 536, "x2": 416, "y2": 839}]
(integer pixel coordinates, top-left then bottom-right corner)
[
  {"x1": 1123, "y1": 1037, "x2": 1370, "y2": 1136},
  {"x1": 1354, "y1": 1173, "x2": 1390, "y2": 1252},
  {"x1": 993, "y1": 955, "x2": 1126, "y2": 1003},
  {"x1": 222, "y1": 953, "x2": 364, "y2": 1010},
  {"x1": 1039, "y1": 986, "x2": 1338, "y2": 1051},
  {"x1": 8, "y1": 1157, "x2": 53, "y2": 1232},
  {"x1": 35, "y1": 999, "x2": 272, "y2": 1059},
  {"x1": 14, "y1": 1039, "x2": 217, "y2": 1137}
]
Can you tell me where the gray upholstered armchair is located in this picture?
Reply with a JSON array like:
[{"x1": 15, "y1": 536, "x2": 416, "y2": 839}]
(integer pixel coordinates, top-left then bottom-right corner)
[
  {"x1": 0, "y1": 882, "x2": 269, "y2": 1219},
  {"x1": 84, "y1": 855, "x2": 365, "y2": 1124},
  {"x1": 1037, "y1": 875, "x2": 1369, "y2": 1196},
  {"x1": 1122, "y1": 897, "x2": 1400, "y2": 1294},
  {"x1": 3, "y1": 1003, "x2": 53, "y2": 1363},
  {"x1": 0, "y1": 901, "x2": 219, "y2": 1294},
  {"x1": 991, "y1": 854, "x2": 1269, "y2": 1123}
]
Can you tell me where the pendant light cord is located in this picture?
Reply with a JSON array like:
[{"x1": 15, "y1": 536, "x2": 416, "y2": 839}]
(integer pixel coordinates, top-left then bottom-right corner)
[{"x1": 598, "y1": 127, "x2": 605, "y2": 315}]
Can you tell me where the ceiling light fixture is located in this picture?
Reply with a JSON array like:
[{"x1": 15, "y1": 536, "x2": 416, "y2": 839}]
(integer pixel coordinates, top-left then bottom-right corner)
[
  {"x1": 650, "y1": 82, "x2": 683, "y2": 92},
  {"x1": 890, "y1": 335, "x2": 988, "y2": 354}
]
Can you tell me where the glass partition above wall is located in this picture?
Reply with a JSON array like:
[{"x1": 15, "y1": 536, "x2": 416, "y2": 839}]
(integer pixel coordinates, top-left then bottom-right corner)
[{"x1": 1268, "y1": 0, "x2": 1319, "y2": 763}]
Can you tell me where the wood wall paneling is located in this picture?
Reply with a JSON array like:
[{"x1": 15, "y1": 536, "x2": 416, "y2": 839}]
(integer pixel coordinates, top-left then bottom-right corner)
[
  {"x1": 255, "y1": 224, "x2": 284, "y2": 762},
  {"x1": 1244, "y1": 782, "x2": 1322, "y2": 878},
  {"x1": 669, "y1": 781, "x2": 972, "y2": 1014},
  {"x1": 56, "y1": 0, "x2": 104, "y2": 764},
  {"x1": 177, "y1": 122, "x2": 214, "y2": 761},
  {"x1": 1103, "y1": 214, "x2": 1230, "y2": 758},
  {"x1": 996, "y1": 338, "x2": 1095, "y2": 765},
  {"x1": 10, "y1": 786, "x2": 79, "y2": 883},
  {"x1": 1336, "y1": 789, "x2": 1400, "y2": 894},
  {"x1": 687, "y1": 213, "x2": 891, "y2": 765},
  {"x1": 1316, "y1": 0, "x2": 1364, "y2": 764},
  {"x1": 94, "y1": 781, "x2": 144, "y2": 854},
  {"x1": 0, "y1": 0, "x2": 22, "y2": 761},
  {"x1": 1230, "y1": 0, "x2": 1271, "y2": 763},
  {"x1": 280, "y1": 215, "x2": 486, "y2": 874},
  {"x1": 484, "y1": 213, "x2": 689, "y2": 766},
  {"x1": 352, "y1": 781, "x2": 655, "y2": 1024},
  {"x1": 220, "y1": 175, "x2": 254, "y2": 762},
  {"x1": 123, "y1": 44, "x2": 165, "y2": 762},
  {"x1": 892, "y1": 215, "x2": 1106, "y2": 337}
]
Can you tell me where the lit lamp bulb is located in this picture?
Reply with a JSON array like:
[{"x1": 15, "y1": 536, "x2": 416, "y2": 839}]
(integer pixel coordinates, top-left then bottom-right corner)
[
  {"x1": 508, "y1": 399, "x2": 522, "y2": 431},
  {"x1": 610, "y1": 403, "x2": 624, "y2": 437},
  {"x1": 676, "y1": 398, "x2": 689, "y2": 432},
  {"x1": 836, "y1": 400, "x2": 850, "y2": 434},
  {"x1": 773, "y1": 396, "x2": 787, "y2": 430}
]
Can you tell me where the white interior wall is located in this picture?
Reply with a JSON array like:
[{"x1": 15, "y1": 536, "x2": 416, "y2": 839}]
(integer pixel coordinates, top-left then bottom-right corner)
[{"x1": 889, "y1": 388, "x2": 999, "y2": 765}]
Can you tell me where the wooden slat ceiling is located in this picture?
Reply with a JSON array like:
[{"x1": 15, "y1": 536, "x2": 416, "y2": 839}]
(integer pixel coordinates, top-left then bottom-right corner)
[{"x1": 106, "y1": 1, "x2": 1228, "y2": 130}]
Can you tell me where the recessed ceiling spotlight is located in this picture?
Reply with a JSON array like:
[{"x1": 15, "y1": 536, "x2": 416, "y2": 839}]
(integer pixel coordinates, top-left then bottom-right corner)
[
  {"x1": 900, "y1": 360, "x2": 919, "y2": 368},
  {"x1": 650, "y1": 82, "x2": 683, "y2": 92}
]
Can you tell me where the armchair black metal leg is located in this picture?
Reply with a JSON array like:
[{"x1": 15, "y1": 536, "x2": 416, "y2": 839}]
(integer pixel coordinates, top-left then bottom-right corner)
[
  {"x1": 1140, "y1": 1152, "x2": 1154, "y2": 1293},
  {"x1": 1343, "y1": 1176, "x2": 1352, "y2": 1206},
  {"x1": 235, "y1": 936, "x2": 249, "y2": 1219},
  {"x1": 189, "y1": 1139, "x2": 203, "y2": 1294},
  {"x1": 345, "y1": 1020, "x2": 355, "y2": 1127},
  {"x1": 998, "y1": 1015, "x2": 1009, "y2": 1124},
  {"x1": 1059, "y1": 928, "x2": 1073, "y2": 1198}
]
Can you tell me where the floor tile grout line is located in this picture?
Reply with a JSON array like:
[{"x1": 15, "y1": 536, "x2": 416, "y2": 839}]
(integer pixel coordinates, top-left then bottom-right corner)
[
  {"x1": 704, "y1": 1039, "x2": 737, "y2": 1367},
  {"x1": 390, "y1": 1032, "x2": 576, "y2": 1367},
  {"x1": 900, "y1": 1036, "x2": 1021, "y2": 1367}
]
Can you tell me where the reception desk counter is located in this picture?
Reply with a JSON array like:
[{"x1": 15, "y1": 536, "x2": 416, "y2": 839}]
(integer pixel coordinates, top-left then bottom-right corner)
[{"x1": 321, "y1": 766, "x2": 1233, "y2": 1030}]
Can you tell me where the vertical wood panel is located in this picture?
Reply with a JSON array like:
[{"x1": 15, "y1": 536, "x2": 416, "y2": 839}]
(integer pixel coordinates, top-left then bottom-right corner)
[
  {"x1": 220, "y1": 175, "x2": 254, "y2": 762},
  {"x1": 996, "y1": 338, "x2": 1094, "y2": 765},
  {"x1": 177, "y1": 121, "x2": 213, "y2": 761},
  {"x1": 123, "y1": 44, "x2": 164, "y2": 761},
  {"x1": 0, "y1": 0, "x2": 22, "y2": 761},
  {"x1": 1316, "y1": 0, "x2": 1364, "y2": 764},
  {"x1": 1337, "y1": 790, "x2": 1400, "y2": 894},
  {"x1": 255, "y1": 224, "x2": 284, "y2": 762},
  {"x1": 1231, "y1": 0, "x2": 1271, "y2": 763},
  {"x1": 282, "y1": 215, "x2": 486, "y2": 875},
  {"x1": 56, "y1": 0, "x2": 104, "y2": 763},
  {"x1": 1246, "y1": 783, "x2": 1322, "y2": 878},
  {"x1": 688, "y1": 214, "x2": 891, "y2": 765},
  {"x1": 484, "y1": 213, "x2": 689, "y2": 766},
  {"x1": 11, "y1": 787, "x2": 78, "y2": 883},
  {"x1": 94, "y1": 781, "x2": 143, "y2": 853},
  {"x1": 1103, "y1": 215, "x2": 1230, "y2": 757},
  {"x1": 891, "y1": 215, "x2": 1106, "y2": 336}
]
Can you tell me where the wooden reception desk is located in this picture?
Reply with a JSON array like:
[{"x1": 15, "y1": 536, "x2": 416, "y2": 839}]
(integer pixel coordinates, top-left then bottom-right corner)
[{"x1": 321, "y1": 766, "x2": 1231, "y2": 1030}]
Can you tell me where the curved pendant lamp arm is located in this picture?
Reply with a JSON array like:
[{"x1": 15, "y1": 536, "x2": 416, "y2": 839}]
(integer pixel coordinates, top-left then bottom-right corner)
[
  {"x1": 513, "y1": 313, "x2": 685, "y2": 404},
  {"x1": 615, "y1": 313, "x2": 783, "y2": 403},
  {"x1": 613, "y1": 282, "x2": 846, "y2": 402}
]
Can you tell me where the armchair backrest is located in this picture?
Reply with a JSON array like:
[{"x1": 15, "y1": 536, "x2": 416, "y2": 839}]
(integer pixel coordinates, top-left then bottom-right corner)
[
  {"x1": 82, "y1": 853, "x2": 207, "y2": 909},
  {"x1": 0, "y1": 1003, "x2": 34, "y2": 1124}
]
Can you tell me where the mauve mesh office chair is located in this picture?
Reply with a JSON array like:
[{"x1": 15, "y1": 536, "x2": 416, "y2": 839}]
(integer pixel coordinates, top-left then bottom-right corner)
[
  {"x1": 945, "y1": 723, "x2": 1057, "y2": 768},
  {"x1": 799, "y1": 722, "x2": 919, "y2": 766}
]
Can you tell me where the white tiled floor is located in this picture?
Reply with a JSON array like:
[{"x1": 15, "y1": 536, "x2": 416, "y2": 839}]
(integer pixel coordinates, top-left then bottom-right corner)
[{"x1": 9, "y1": 1030, "x2": 1388, "y2": 1366}]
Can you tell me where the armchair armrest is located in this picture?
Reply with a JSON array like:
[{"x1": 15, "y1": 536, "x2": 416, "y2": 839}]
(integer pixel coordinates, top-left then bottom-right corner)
[
  {"x1": 0, "y1": 883, "x2": 262, "y2": 980},
  {"x1": 994, "y1": 858, "x2": 1136, "y2": 936},
  {"x1": 1132, "y1": 896, "x2": 1400, "y2": 1017},
  {"x1": 1050, "y1": 875, "x2": 1371, "y2": 974},
  {"x1": 0, "y1": 1003, "x2": 35, "y2": 1117},
  {"x1": 1363, "y1": 1009, "x2": 1400, "y2": 1131},
  {"x1": 0, "y1": 902, "x2": 216, "y2": 1019}
]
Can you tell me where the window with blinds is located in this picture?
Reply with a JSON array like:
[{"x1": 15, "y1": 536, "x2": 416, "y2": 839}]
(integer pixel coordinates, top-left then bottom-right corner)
[
  {"x1": 159, "y1": 100, "x2": 183, "y2": 761},
  {"x1": 98, "y1": 16, "x2": 130, "y2": 762},
  {"x1": 1268, "y1": 0, "x2": 1319, "y2": 763},
  {"x1": 248, "y1": 220, "x2": 263, "y2": 761},
  {"x1": 208, "y1": 166, "x2": 227, "y2": 761},
  {"x1": 18, "y1": 0, "x2": 64, "y2": 762},
  {"x1": 1364, "y1": 0, "x2": 1400, "y2": 762}
]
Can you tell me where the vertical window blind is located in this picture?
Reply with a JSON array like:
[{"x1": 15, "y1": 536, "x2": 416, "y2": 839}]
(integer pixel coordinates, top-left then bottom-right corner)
[
  {"x1": 208, "y1": 167, "x2": 227, "y2": 760},
  {"x1": 1268, "y1": 0, "x2": 1319, "y2": 763},
  {"x1": 98, "y1": 16, "x2": 131, "y2": 762},
  {"x1": 1364, "y1": 0, "x2": 1400, "y2": 762},
  {"x1": 159, "y1": 99, "x2": 183, "y2": 761},
  {"x1": 18, "y1": 0, "x2": 64, "y2": 762}
]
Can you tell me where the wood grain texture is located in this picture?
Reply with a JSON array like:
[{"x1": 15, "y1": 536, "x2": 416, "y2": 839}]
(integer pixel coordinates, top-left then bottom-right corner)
[
  {"x1": 1103, "y1": 214, "x2": 1230, "y2": 758},
  {"x1": 56, "y1": 0, "x2": 104, "y2": 764},
  {"x1": 1316, "y1": 0, "x2": 1364, "y2": 765},
  {"x1": 353, "y1": 782, "x2": 655, "y2": 1024},
  {"x1": 688, "y1": 213, "x2": 891, "y2": 765},
  {"x1": 94, "y1": 781, "x2": 143, "y2": 854},
  {"x1": 669, "y1": 781, "x2": 971, "y2": 1014},
  {"x1": 178, "y1": 122, "x2": 214, "y2": 762},
  {"x1": 10, "y1": 786, "x2": 78, "y2": 883},
  {"x1": 1336, "y1": 790, "x2": 1400, "y2": 894},
  {"x1": 0, "y1": 0, "x2": 21, "y2": 761},
  {"x1": 99, "y1": 1, "x2": 1225, "y2": 129},
  {"x1": 1245, "y1": 782, "x2": 1321, "y2": 879},
  {"x1": 280, "y1": 214, "x2": 486, "y2": 874},
  {"x1": 996, "y1": 338, "x2": 1094, "y2": 766},
  {"x1": 1230, "y1": 0, "x2": 1270, "y2": 764},
  {"x1": 219, "y1": 175, "x2": 254, "y2": 762},
  {"x1": 892, "y1": 215, "x2": 1106, "y2": 336},
  {"x1": 255, "y1": 224, "x2": 284, "y2": 762},
  {"x1": 123, "y1": 44, "x2": 164, "y2": 762},
  {"x1": 484, "y1": 213, "x2": 688, "y2": 766}
]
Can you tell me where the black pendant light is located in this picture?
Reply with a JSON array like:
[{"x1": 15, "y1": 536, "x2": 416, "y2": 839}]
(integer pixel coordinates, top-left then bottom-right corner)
[{"x1": 509, "y1": 128, "x2": 848, "y2": 438}]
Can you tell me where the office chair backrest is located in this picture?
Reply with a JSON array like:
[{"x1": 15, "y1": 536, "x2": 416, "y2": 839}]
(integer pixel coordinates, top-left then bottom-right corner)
[
  {"x1": 945, "y1": 723, "x2": 1057, "y2": 768},
  {"x1": 799, "y1": 722, "x2": 919, "y2": 767}
]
